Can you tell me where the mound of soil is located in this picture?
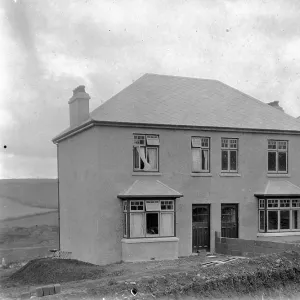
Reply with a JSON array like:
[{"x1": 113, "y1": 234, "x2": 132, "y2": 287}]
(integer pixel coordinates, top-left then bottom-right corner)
[{"x1": 6, "y1": 258, "x2": 106, "y2": 286}]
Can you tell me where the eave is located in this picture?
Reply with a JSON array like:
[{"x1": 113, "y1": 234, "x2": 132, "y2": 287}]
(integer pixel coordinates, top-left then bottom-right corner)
[{"x1": 52, "y1": 120, "x2": 300, "y2": 144}]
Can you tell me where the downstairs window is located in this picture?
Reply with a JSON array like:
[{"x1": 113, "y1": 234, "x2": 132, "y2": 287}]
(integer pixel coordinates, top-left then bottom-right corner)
[
  {"x1": 123, "y1": 200, "x2": 175, "y2": 238},
  {"x1": 258, "y1": 199, "x2": 300, "y2": 233}
]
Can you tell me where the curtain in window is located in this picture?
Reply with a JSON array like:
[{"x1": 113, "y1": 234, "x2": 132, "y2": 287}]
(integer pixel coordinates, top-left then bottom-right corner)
[
  {"x1": 147, "y1": 148, "x2": 157, "y2": 170},
  {"x1": 136, "y1": 146, "x2": 152, "y2": 170},
  {"x1": 202, "y1": 150, "x2": 208, "y2": 171},
  {"x1": 192, "y1": 148, "x2": 201, "y2": 172},
  {"x1": 130, "y1": 213, "x2": 144, "y2": 237},
  {"x1": 160, "y1": 212, "x2": 174, "y2": 236}
]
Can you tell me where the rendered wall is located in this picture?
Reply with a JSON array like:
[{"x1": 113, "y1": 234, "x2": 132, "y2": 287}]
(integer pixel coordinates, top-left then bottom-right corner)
[
  {"x1": 215, "y1": 231, "x2": 300, "y2": 257},
  {"x1": 121, "y1": 237, "x2": 179, "y2": 262},
  {"x1": 58, "y1": 125, "x2": 300, "y2": 264}
]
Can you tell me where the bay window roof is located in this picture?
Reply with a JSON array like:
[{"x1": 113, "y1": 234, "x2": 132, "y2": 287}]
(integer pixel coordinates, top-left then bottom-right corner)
[
  {"x1": 118, "y1": 180, "x2": 183, "y2": 199},
  {"x1": 255, "y1": 180, "x2": 300, "y2": 197}
]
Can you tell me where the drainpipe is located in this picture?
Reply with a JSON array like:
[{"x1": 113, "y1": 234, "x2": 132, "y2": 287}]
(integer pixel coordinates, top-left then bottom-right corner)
[{"x1": 57, "y1": 145, "x2": 61, "y2": 251}]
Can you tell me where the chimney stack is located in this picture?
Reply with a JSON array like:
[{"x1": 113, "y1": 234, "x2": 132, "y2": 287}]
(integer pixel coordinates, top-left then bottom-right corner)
[
  {"x1": 68, "y1": 85, "x2": 90, "y2": 127},
  {"x1": 267, "y1": 101, "x2": 284, "y2": 112}
]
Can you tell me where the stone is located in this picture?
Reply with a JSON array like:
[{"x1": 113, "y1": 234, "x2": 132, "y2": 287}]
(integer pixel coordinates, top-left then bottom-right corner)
[
  {"x1": 36, "y1": 288, "x2": 43, "y2": 297},
  {"x1": 54, "y1": 284, "x2": 61, "y2": 294}
]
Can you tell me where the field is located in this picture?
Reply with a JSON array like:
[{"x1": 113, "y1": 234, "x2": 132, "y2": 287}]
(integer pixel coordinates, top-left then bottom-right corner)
[{"x1": 0, "y1": 179, "x2": 59, "y2": 263}]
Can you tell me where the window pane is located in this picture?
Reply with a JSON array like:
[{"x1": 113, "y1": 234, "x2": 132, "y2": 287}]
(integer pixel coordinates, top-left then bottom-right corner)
[
  {"x1": 133, "y1": 147, "x2": 140, "y2": 169},
  {"x1": 123, "y1": 201, "x2": 127, "y2": 212},
  {"x1": 202, "y1": 149, "x2": 209, "y2": 171},
  {"x1": 124, "y1": 213, "x2": 127, "y2": 237},
  {"x1": 146, "y1": 213, "x2": 159, "y2": 235},
  {"x1": 130, "y1": 213, "x2": 144, "y2": 237},
  {"x1": 201, "y1": 138, "x2": 209, "y2": 148},
  {"x1": 280, "y1": 199, "x2": 290, "y2": 208},
  {"x1": 191, "y1": 137, "x2": 201, "y2": 148},
  {"x1": 221, "y1": 138, "x2": 228, "y2": 148},
  {"x1": 268, "y1": 152, "x2": 276, "y2": 171},
  {"x1": 259, "y1": 210, "x2": 265, "y2": 231},
  {"x1": 147, "y1": 148, "x2": 158, "y2": 170},
  {"x1": 230, "y1": 139, "x2": 237, "y2": 149},
  {"x1": 268, "y1": 140, "x2": 277, "y2": 150},
  {"x1": 268, "y1": 199, "x2": 278, "y2": 208},
  {"x1": 268, "y1": 211, "x2": 278, "y2": 230},
  {"x1": 230, "y1": 150, "x2": 237, "y2": 171},
  {"x1": 134, "y1": 135, "x2": 146, "y2": 145},
  {"x1": 278, "y1": 152, "x2": 287, "y2": 172},
  {"x1": 280, "y1": 210, "x2": 290, "y2": 230},
  {"x1": 259, "y1": 199, "x2": 265, "y2": 209},
  {"x1": 145, "y1": 200, "x2": 160, "y2": 211},
  {"x1": 161, "y1": 200, "x2": 174, "y2": 211},
  {"x1": 160, "y1": 212, "x2": 174, "y2": 236},
  {"x1": 192, "y1": 148, "x2": 201, "y2": 172},
  {"x1": 221, "y1": 150, "x2": 228, "y2": 171},
  {"x1": 278, "y1": 141, "x2": 287, "y2": 150},
  {"x1": 146, "y1": 136, "x2": 160, "y2": 146},
  {"x1": 292, "y1": 210, "x2": 300, "y2": 230},
  {"x1": 292, "y1": 200, "x2": 300, "y2": 208}
]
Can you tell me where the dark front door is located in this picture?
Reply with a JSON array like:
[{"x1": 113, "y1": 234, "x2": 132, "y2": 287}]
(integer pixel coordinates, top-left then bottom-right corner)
[
  {"x1": 221, "y1": 204, "x2": 238, "y2": 238},
  {"x1": 192, "y1": 204, "x2": 210, "y2": 252}
]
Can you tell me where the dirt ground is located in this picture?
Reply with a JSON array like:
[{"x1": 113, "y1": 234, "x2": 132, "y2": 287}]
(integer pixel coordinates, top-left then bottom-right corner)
[
  {"x1": 2, "y1": 252, "x2": 300, "y2": 300},
  {"x1": 0, "y1": 253, "x2": 232, "y2": 299}
]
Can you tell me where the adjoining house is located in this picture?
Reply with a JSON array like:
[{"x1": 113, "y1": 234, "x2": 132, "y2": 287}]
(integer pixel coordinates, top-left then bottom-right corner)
[{"x1": 52, "y1": 73, "x2": 300, "y2": 265}]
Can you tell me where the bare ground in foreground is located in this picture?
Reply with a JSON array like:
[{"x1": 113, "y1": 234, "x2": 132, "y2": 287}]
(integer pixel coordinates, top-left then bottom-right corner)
[{"x1": 2, "y1": 252, "x2": 300, "y2": 300}]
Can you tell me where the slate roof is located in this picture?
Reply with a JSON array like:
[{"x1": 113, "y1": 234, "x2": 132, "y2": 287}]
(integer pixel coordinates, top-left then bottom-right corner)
[
  {"x1": 117, "y1": 180, "x2": 183, "y2": 199},
  {"x1": 53, "y1": 73, "x2": 300, "y2": 143},
  {"x1": 255, "y1": 180, "x2": 300, "y2": 196},
  {"x1": 90, "y1": 73, "x2": 300, "y2": 132}
]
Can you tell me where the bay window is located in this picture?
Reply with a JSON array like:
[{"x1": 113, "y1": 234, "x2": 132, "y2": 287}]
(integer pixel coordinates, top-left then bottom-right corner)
[
  {"x1": 258, "y1": 199, "x2": 300, "y2": 232},
  {"x1": 123, "y1": 200, "x2": 175, "y2": 238}
]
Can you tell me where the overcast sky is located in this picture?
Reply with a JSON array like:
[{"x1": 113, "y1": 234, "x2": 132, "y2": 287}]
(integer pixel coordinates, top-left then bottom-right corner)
[{"x1": 0, "y1": 0, "x2": 300, "y2": 178}]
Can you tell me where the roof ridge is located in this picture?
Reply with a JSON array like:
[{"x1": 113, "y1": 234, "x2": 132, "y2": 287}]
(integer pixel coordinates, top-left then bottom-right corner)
[
  {"x1": 144, "y1": 72, "x2": 216, "y2": 82},
  {"x1": 284, "y1": 180, "x2": 300, "y2": 190},
  {"x1": 156, "y1": 180, "x2": 182, "y2": 195}
]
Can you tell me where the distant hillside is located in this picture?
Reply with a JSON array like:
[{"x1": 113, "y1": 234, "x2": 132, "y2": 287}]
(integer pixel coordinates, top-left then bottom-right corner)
[{"x1": 0, "y1": 179, "x2": 58, "y2": 209}]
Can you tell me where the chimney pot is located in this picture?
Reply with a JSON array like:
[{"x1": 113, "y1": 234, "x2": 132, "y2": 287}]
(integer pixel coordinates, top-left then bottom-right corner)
[{"x1": 68, "y1": 85, "x2": 90, "y2": 127}]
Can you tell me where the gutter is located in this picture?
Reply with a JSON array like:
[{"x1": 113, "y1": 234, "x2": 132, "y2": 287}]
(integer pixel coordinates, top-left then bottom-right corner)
[{"x1": 53, "y1": 120, "x2": 300, "y2": 144}]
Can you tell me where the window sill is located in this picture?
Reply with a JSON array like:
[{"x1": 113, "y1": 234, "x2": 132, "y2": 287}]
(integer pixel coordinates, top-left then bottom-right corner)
[
  {"x1": 267, "y1": 173, "x2": 290, "y2": 178},
  {"x1": 219, "y1": 173, "x2": 241, "y2": 177},
  {"x1": 190, "y1": 173, "x2": 212, "y2": 177},
  {"x1": 132, "y1": 172, "x2": 161, "y2": 176},
  {"x1": 121, "y1": 237, "x2": 179, "y2": 243},
  {"x1": 257, "y1": 232, "x2": 300, "y2": 237}
]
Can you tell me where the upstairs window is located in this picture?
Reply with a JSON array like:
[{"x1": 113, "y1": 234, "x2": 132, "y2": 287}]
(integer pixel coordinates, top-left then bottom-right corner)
[
  {"x1": 221, "y1": 138, "x2": 238, "y2": 172},
  {"x1": 133, "y1": 134, "x2": 159, "y2": 172},
  {"x1": 268, "y1": 140, "x2": 288, "y2": 173},
  {"x1": 191, "y1": 137, "x2": 210, "y2": 173}
]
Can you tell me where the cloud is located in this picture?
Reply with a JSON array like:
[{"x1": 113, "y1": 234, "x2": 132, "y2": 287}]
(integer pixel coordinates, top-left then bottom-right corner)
[{"x1": 0, "y1": 0, "x2": 300, "y2": 178}]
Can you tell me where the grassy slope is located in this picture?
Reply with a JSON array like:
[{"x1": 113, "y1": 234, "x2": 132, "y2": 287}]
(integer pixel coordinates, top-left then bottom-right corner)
[
  {"x1": 0, "y1": 179, "x2": 59, "y2": 251},
  {"x1": 0, "y1": 179, "x2": 58, "y2": 209}
]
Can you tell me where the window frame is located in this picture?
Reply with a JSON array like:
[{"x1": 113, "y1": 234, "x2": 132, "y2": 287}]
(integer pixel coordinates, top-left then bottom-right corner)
[
  {"x1": 191, "y1": 136, "x2": 210, "y2": 173},
  {"x1": 221, "y1": 138, "x2": 238, "y2": 173},
  {"x1": 267, "y1": 140, "x2": 288, "y2": 174},
  {"x1": 123, "y1": 199, "x2": 175, "y2": 238},
  {"x1": 133, "y1": 134, "x2": 160, "y2": 172},
  {"x1": 258, "y1": 198, "x2": 300, "y2": 233}
]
